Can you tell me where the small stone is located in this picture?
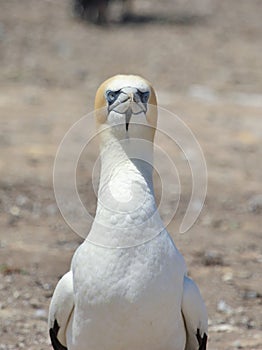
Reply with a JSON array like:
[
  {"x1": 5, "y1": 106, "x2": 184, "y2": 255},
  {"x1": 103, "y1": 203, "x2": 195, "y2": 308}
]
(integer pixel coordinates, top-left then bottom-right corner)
[
  {"x1": 42, "y1": 283, "x2": 52, "y2": 291},
  {"x1": 232, "y1": 340, "x2": 243, "y2": 348},
  {"x1": 240, "y1": 316, "x2": 256, "y2": 329},
  {"x1": 248, "y1": 194, "x2": 262, "y2": 214},
  {"x1": 4, "y1": 275, "x2": 13, "y2": 283},
  {"x1": 15, "y1": 195, "x2": 29, "y2": 207},
  {"x1": 34, "y1": 308, "x2": 47, "y2": 320},
  {"x1": 201, "y1": 215, "x2": 212, "y2": 227},
  {"x1": 13, "y1": 290, "x2": 20, "y2": 299},
  {"x1": 30, "y1": 299, "x2": 40, "y2": 308},
  {"x1": 222, "y1": 271, "x2": 233, "y2": 282},
  {"x1": 0, "y1": 240, "x2": 6, "y2": 248},
  {"x1": 202, "y1": 250, "x2": 224, "y2": 266},
  {"x1": 209, "y1": 324, "x2": 237, "y2": 333},
  {"x1": 229, "y1": 318, "x2": 236, "y2": 325},
  {"x1": 208, "y1": 318, "x2": 213, "y2": 326},
  {"x1": 9, "y1": 206, "x2": 20, "y2": 216},
  {"x1": 243, "y1": 290, "x2": 258, "y2": 299},
  {"x1": 8, "y1": 206, "x2": 21, "y2": 224},
  {"x1": 217, "y1": 299, "x2": 233, "y2": 315},
  {"x1": 246, "y1": 319, "x2": 256, "y2": 329}
]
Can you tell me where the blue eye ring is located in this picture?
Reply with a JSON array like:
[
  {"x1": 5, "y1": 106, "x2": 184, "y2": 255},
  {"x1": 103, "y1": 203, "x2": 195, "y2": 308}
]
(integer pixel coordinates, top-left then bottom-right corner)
[
  {"x1": 137, "y1": 91, "x2": 150, "y2": 104},
  {"x1": 106, "y1": 90, "x2": 120, "y2": 104}
]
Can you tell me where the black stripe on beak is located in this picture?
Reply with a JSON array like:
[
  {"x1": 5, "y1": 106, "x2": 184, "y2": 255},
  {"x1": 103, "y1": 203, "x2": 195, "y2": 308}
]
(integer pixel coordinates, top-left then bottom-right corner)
[{"x1": 125, "y1": 109, "x2": 132, "y2": 132}]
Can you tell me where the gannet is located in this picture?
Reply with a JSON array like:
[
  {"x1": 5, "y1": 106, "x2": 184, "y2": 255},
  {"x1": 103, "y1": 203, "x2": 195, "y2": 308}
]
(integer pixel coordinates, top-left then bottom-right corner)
[
  {"x1": 73, "y1": 0, "x2": 133, "y2": 23},
  {"x1": 48, "y1": 74, "x2": 208, "y2": 350}
]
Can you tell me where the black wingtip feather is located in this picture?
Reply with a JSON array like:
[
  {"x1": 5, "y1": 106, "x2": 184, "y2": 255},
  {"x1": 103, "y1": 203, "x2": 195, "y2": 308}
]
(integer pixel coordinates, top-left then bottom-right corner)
[
  {"x1": 196, "y1": 328, "x2": 208, "y2": 350},
  {"x1": 49, "y1": 319, "x2": 68, "y2": 350}
]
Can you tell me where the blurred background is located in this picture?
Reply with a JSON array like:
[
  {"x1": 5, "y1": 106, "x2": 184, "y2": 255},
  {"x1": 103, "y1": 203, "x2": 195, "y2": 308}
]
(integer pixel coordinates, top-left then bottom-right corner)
[{"x1": 0, "y1": 1, "x2": 261, "y2": 349}]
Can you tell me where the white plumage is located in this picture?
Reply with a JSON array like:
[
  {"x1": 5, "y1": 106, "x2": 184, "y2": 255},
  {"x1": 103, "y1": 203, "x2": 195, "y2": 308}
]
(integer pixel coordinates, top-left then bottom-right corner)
[{"x1": 48, "y1": 74, "x2": 208, "y2": 350}]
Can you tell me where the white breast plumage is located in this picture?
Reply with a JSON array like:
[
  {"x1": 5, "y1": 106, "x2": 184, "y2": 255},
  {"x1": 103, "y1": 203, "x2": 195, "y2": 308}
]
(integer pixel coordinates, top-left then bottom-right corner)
[{"x1": 48, "y1": 74, "x2": 208, "y2": 350}]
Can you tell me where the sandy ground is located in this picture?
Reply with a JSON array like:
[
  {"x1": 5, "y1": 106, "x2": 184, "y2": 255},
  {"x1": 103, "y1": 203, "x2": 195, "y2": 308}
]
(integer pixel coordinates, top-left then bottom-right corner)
[{"x1": 0, "y1": 0, "x2": 261, "y2": 349}]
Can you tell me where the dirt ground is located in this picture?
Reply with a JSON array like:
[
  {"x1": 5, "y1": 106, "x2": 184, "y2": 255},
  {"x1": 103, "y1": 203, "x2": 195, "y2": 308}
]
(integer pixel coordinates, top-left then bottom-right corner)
[{"x1": 0, "y1": 1, "x2": 261, "y2": 349}]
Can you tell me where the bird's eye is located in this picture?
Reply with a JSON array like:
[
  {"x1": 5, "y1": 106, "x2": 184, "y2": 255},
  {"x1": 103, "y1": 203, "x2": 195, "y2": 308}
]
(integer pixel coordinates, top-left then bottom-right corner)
[
  {"x1": 106, "y1": 90, "x2": 120, "y2": 104},
  {"x1": 138, "y1": 91, "x2": 150, "y2": 104}
]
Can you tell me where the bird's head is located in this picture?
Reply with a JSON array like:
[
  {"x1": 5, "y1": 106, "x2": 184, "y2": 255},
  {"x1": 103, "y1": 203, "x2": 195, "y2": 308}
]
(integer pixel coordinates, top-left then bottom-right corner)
[{"x1": 94, "y1": 75, "x2": 157, "y2": 143}]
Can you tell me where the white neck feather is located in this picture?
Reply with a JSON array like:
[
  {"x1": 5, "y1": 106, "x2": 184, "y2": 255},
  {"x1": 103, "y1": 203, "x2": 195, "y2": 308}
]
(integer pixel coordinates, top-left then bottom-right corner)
[{"x1": 87, "y1": 127, "x2": 164, "y2": 248}]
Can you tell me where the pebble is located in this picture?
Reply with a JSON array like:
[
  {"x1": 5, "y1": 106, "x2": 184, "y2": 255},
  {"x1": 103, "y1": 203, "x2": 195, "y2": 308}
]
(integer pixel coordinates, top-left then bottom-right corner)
[
  {"x1": 42, "y1": 283, "x2": 52, "y2": 291},
  {"x1": 222, "y1": 271, "x2": 233, "y2": 282},
  {"x1": 0, "y1": 240, "x2": 7, "y2": 248},
  {"x1": 13, "y1": 291, "x2": 20, "y2": 299},
  {"x1": 8, "y1": 205, "x2": 21, "y2": 224},
  {"x1": 240, "y1": 316, "x2": 256, "y2": 329},
  {"x1": 30, "y1": 299, "x2": 40, "y2": 308},
  {"x1": 242, "y1": 290, "x2": 259, "y2": 300},
  {"x1": 248, "y1": 194, "x2": 262, "y2": 214},
  {"x1": 217, "y1": 299, "x2": 233, "y2": 315},
  {"x1": 202, "y1": 250, "x2": 224, "y2": 266},
  {"x1": 9, "y1": 206, "x2": 20, "y2": 216},
  {"x1": 4, "y1": 275, "x2": 14, "y2": 283},
  {"x1": 209, "y1": 324, "x2": 238, "y2": 333},
  {"x1": 232, "y1": 340, "x2": 243, "y2": 349},
  {"x1": 15, "y1": 195, "x2": 29, "y2": 207},
  {"x1": 232, "y1": 336, "x2": 262, "y2": 349},
  {"x1": 34, "y1": 308, "x2": 47, "y2": 320},
  {"x1": 201, "y1": 214, "x2": 212, "y2": 226}
]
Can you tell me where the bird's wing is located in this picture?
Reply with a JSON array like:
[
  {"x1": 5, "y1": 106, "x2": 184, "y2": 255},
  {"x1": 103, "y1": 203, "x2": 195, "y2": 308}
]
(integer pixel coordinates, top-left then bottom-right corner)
[
  {"x1": 48, "y1": 271, "x2": 74, "y2": 350},
  {"x1": 181, "y1": 276, "x2": 208, "y2": 350}
]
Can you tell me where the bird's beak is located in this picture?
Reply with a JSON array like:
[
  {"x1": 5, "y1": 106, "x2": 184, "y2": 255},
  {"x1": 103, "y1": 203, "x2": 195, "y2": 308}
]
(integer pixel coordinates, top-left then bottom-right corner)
[{"x1": 125, "y1": 92, "x2": 135, "y2": 131}]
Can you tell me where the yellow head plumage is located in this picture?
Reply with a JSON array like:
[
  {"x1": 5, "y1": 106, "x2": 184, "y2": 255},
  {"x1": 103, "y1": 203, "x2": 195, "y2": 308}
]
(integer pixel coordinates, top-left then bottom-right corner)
[{"x1": 94, "y1": 75, "x2": 158, "y2": 142}]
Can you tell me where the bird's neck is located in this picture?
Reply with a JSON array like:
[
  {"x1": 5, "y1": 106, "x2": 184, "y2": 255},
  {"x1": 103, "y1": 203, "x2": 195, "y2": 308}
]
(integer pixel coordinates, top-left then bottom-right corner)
[
  {"x1": 97, "y1": 129, "x2": 155, "y2": 211},
  {"x1": 87, "y1": 128, "x2": 164, "y2": 247}
]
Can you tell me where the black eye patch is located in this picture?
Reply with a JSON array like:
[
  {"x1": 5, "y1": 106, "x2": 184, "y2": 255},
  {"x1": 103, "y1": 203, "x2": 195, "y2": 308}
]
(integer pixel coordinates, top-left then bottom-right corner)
[
  {"x1": 106, "y1": 90, "x2": 121, "y2": 105},
  {"x1": 137, "y1": 91, "x2": 150, "y2": 103}
]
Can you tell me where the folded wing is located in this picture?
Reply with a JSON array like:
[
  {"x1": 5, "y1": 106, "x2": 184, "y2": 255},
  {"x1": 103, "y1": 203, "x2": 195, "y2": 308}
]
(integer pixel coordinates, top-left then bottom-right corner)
[
  {"x1": 182, "y1": 276, "x2": 208, "y2": 350},
  {"x1": 48, "y1": 271, "x2": 74, "y2": 350}
]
